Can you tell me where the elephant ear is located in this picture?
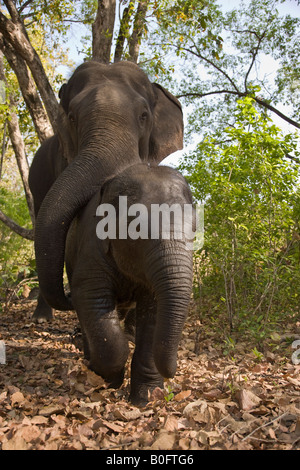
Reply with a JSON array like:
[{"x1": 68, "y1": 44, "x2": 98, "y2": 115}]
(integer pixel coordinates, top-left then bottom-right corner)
[
  {"x1": 149, "y1": 83, "x2": 184, "y2": 163},
  {"x1": 56, "y1": 84, "x2": 76, "y2": 163}
]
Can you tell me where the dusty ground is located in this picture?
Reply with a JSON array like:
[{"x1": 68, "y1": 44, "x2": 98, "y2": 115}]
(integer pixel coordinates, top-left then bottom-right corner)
[{"x1": 0, "y1": 298, "x2": 299, "y2": 451}]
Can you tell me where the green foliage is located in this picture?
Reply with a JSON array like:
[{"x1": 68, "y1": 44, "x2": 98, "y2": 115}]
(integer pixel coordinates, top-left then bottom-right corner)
[
  {"x1": 180, "y1": 96, "x2": 300, "y2": 336},
  {"x1": 164, "y1": 384, "x2": 174, "y2": 402},
  {"x1": 0, "y1": 183, "x2": 34, "y2": 295},
  {"x1": 141, "y1": 0, "x2": 223, "y2": 80},
  {"x1": 144, "y1": 0, "x2": 300, "y2": 136}
]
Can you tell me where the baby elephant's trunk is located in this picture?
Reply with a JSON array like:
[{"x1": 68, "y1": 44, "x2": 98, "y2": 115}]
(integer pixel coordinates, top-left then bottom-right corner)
[{"x1": 146, "y1": 240, "x2": 193, "y2": 378}]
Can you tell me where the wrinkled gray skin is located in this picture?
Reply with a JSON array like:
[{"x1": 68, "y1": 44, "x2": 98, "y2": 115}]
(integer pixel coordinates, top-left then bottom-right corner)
[
  {"x1": 65, "y1": 163, "x2": 194, "y2": 405},
  {"x1": 28, "y1": 61, "x2": 183, "y2": 321}
]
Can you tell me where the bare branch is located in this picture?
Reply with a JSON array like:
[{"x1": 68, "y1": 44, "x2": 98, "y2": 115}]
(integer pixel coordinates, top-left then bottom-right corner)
[
  {"x1": 181, "y1": 45, "x2": 241, "y2": 94},
  {"x1": 18, "y1": 0, "x2": 36, "y2": 15},
  {"x1": 177, "y1": 89, "x2": 242, "y2": 99},
  {"x1": 0, "y1": 210, "x2": 34, "y2": 240},
  {"x1": 254, "y1": 96, "x2": 300, "y2": 129},
  {"x1": 285, "y1": 153, "x2": 300, "y2": 164},
  {"x1": 244, "y1": 30, "x2": 266, "y2": 92},
  {"x1": 177, "y1": 89, "x2": 300, "y2": 129}
]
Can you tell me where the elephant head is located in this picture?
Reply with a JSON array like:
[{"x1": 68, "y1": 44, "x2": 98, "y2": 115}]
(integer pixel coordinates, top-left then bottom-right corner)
[{"x1": 34, "y1": 61, "x2": 183, "y2": 311}]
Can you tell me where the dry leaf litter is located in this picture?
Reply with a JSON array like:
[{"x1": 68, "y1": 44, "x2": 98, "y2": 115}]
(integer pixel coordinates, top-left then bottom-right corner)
[{"x1": 0, "y1": 298, "x2": 299, "y2": 450}]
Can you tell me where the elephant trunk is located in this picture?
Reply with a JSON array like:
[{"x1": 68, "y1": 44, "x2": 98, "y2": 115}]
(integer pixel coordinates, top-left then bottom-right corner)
[
  {"x1": 35, "y1": 149, "x2": 138, "y2": 311},
  {"x1": 146, "y1": 241, "x2": 193, "y2": 378}
]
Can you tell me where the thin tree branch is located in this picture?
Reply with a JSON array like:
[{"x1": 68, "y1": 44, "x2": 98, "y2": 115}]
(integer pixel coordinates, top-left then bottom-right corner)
[
  {"x1": 177, "y1": 89, "x2": 300, "y2": 129},
  {"x1": 176, "y1": 89, "x2": 242, "y2": 99},
  {"x1": 181, "y1": 42, "x2": 241, "y2": 94},
  {"x1": 253, "y1": 96, "x2": 300, "y2": 129},
  {"x1": 285, "y1": 153, "x2": 300, "y2": 164},
  {"x1": 244, "y1": 31, "x2": 266, "y2": 92},
  {"x1": 18, "y1": 0, "x2": 35, "y2": 15},
  {"x1": 0, "y1": 210, "x2": 34, "y2": 240},
  {"x1": 242, "y1": 412, "x2": 288, "y2": 442}
]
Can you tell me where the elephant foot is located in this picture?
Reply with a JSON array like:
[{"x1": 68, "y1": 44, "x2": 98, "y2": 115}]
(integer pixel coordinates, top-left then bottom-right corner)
[
  {"x1": 129, "y1": 377, "x2": 164, "y2": 407},
  {"x1": 32, "y1": 291, "x2": 54, "y2": 323},
  {"x1": 89, "y1": 361, "x2": 125, "y2": 389},
  {"x1": 32, "y1": 304, "x2": 54, "y2": 323}
]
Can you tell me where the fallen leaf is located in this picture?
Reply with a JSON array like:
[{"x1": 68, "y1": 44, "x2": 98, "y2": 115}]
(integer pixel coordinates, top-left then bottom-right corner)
[
  {"x1": 2, "y1": 431, "x2": 29, "y2": 450},
  {"x1": 174, "y1": 390, "x2": 191, "y2": 401},
  {"x1": 183, "y1": 399, "x2": 207, "y2": 417},
  {"x1": 31, "y1": 416, "x2": 48, "y2": 425},
  {"x1": 10, "y1": 391, "x2": 25, "y2": 406},
  {"x1": 163, "y1": 415, "x2": 179, "y2": 432},
  {"x1": 178, "y1": 437, "x2": 190, "y2": 450},
  {"x1": 86, "y1": 369, "x2": 107, "y2": 388},
  {"x1": 38, "y1": 404, "x2": 65, "y2": 417},
  {"x1": 114, "y1": 407, "x2": 142, "y2": 421},
  {"x1": 20, "y1": 425, "x2": 41, "y2": 442},
  {"x1": 150, "y1": 387, "x2": 165, "y2": 401},
  {"x1": 151, "y1": 431, "x2": 176, "y2": 450},
  {"x1": 236, "y1": 389, "x2": 262, "y2": 411},
  {"x1": 0, "y1": 391, "x2": 7, "y2": 403},
  {"x1": 203, "y1": 389, "x2": 223, "y2": 400},
  {"x1": 101, "y1": 419, "x2": 124, "y2": 433},
  {"x1": 287, "y1": 376, "x2": 300, "y2": 387}
]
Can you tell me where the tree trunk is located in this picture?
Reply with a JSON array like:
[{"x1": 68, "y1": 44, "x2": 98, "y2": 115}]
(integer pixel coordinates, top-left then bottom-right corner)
[
  {"x1": 92, "y1": 0, "x2": 117, "y2": 63},
  {"x1": 128, "y1": 0, "x2": 149, "y2": 63},
  {"x1": 0, "y1": 34, "x2": 53, "y2": 143},
  {"x1": 6, "y1": 106, "x2": 35, "y2": 224},
  {"x1": 114, "y1": 4, "x2": 135, "y2": 62},
  {"x1": 0, "y1": 1, "x2": 58, "y2": 130}
]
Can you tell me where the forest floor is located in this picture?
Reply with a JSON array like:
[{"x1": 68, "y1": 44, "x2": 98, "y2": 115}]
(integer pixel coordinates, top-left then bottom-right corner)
[{"x1": 0, "y1": 297, "x2": 299, "y2": 451}]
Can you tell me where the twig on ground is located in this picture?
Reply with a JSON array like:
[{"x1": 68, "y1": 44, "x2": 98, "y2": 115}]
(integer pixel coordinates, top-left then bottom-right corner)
[{"x1": 242, "y1": 412, "x2": 288, "y2": 442}]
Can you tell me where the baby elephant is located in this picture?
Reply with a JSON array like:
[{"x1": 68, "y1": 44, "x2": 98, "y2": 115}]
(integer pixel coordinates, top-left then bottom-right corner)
[{"x1": 66, "y1": 163, "x2": 195, "y2": 405}]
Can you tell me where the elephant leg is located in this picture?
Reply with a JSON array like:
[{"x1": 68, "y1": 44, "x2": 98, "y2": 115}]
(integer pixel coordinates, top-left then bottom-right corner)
[
  {"x1": 130, "y1": 290, "x2": 163, "y2": 406},
  {"x1": 73, "y1": 286, "x2": 129, "y2": 388},
  {"x1": 32, "y1": 291, "x2": 54, "y2": 322}
]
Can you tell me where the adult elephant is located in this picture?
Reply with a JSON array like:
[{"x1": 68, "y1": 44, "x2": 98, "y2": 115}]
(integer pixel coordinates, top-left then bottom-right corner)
[
  {"x1": 29, "y1": 60, "x2": 183, "y2": 321},
  {"x1": 65, "y1": 163, "x2": 194, "y2": 405}
]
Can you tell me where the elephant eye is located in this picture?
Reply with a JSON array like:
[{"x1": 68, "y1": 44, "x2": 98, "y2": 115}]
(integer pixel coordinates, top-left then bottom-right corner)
[
  {"x1": 139, "y1": 111, "x2": 148, "y2": 123},
  {"x1": 68, "y1": 112, "x2": 76, "y2": 123}
]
